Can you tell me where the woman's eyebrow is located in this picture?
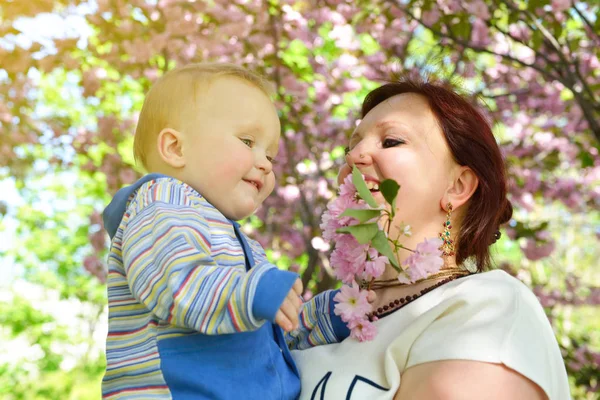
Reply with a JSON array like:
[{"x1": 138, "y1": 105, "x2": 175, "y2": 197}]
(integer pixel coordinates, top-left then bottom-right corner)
[
  {"x1": 349, "y1": 120, "x2": 409, "y2": 143},
  {"x1": 375, "y1": 120, "x2": 407, "y2": 131}
]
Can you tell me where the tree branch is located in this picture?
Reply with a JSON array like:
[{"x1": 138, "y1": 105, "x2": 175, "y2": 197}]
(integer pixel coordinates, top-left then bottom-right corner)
[
  {"x1": 398, "y1": 1, "x2": 600, "y2": 143},
  {"x1": 400, "y1": 5, "x2": 561, "y2": 81},
  {"x1": 267, "y1": 4, "x2": 324, "y2": 291},
  {"x1": 571, "y1": 1, "x2": 600, "y2": 44}
]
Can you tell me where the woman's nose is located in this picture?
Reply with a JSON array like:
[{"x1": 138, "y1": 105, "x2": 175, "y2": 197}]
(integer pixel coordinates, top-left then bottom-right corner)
[
  {"x1": 346, "y1": 143, "x2": 372, "y2": 167},
  {"x1": 339, "y1": 143, "x2": 372, "y2": 184}
]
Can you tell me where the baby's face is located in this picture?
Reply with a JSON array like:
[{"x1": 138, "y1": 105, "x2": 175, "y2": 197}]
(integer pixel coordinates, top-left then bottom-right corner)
[{"x1": 180, "y1": 77, "x2": 281, "y2": 220}]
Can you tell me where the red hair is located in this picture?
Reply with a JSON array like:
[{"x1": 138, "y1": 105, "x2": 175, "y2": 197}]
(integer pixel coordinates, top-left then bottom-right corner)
[{"x1": 361, "y1": 77, "x2": 513, "y2": 271}]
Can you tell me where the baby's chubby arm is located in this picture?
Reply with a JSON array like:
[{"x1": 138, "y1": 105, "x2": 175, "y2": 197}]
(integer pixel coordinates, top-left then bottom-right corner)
[
  {"x1": 121, "y1": 180, "x2": 298, "y2": 334},
  {"x1": 285, "y1": 289, "x2": 347, "y2": 350}
]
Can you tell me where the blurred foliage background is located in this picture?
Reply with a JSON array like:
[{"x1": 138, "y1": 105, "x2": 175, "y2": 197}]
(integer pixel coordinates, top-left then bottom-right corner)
[{"x1": 0, "y1": 0, "x2": 598, "y2": 398}]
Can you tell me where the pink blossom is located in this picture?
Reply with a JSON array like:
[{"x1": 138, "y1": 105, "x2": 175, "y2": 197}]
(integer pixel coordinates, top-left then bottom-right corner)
[
  {"x1": 338, "y1": 173, "x2": 357, "y2": 199},
  {"x1": 281, "y1": 231, "x2": 305, "y2": 258},
  {"x1": 402, "y1": 237, "x2": 444, "y2": 282},
  {"x1": 320, "y1": 174, "x2": 364, "y2": 241},
  {"x1": 521, "y1": 238, "x2": 556, "y2": 261},
  {"x1": 89, "y1": 211, "x2": 102, "y2": 226},
  {"x1": 508, "y1": 23, "x2": 531, "y2": 42},
  {"x1": 278, "y1": 185, "x2": 300, "y2": 202},
  {"x1": 363, "y1": 247, "x2": 388, "y2": 280},
  {"x1": 330, "y1": 236, "x2": 368, "y2": 284},
  {"x1": 466, "y1": 0, "x2": 491, "y2": 20},
  {"x1": 90, "y1": 230, "x2": 106, "y2": 252},
  {"x1": 471, "y1": 18, "x2": 490, "y2": 46},
  {"x1": 311, "y1": 236, "x2": 331, "y2": 252},
  {"x1": 348, "y1": 317, "x2": 377, "y2": 342},
  {"x1": 119, "y1": 168, "x2": 137, "y2": 185},
  {"x1": 505, "y1": 227, "x2": 517, "y2": 240},
  {"x1": 438, "y1": 0, "x2": 462, "y2": 13},
  {"x1": 535, "y1": 230, "x2": 552, "y2": 241},
  {"x1": 340, "y1": 78, "x2": 362, "y2": 93},
  {"x1": 333, "y1": 281, "x2": 372, "y2": 322},
  {"x1": 421, "y1": 9, "x2": 441, "y2": 26},
  {"x1": 83, "y1": 255, "x2": 107, "y2": 283},
  {"x1": 319, "y1": 211, "x2": 340, "y2": 242},
  {"x1": 329, "y1": 26, "x2": 359, "y2": 51},
  {"x1": 551, "y1": 0, "x2": 570, "y2": 12},
  {"x1": 82, "y1": 69, "x2": 103, "y2": 97}
]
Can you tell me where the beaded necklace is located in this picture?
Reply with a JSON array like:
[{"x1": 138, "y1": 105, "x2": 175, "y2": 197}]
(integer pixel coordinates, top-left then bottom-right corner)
[
  {"x1": 366, "y1": 267, "x2": 468, "y2": 290},
  {"x1": 368, "y1": 272, "x2": 471, "y2": 321}
]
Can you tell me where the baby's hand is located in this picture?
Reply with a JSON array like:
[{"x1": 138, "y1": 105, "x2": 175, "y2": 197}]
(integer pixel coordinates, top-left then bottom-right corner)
[{"x1": 275, "y1": 278, "x2": 303, "y2": 332}]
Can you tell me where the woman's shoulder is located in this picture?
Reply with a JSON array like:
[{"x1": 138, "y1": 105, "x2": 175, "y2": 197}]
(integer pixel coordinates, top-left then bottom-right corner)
[
  {"x1": 426, "y1": 269, "x2": 553, "y2": 333},
  {"x1": 378, "y1": 269, "x2": 545, "y2": 337},
  {"x1": 397, "y1": 269, "x2": 569, "y2": 399},
  {"x1": 451, "y1": 269, "x2": 543, "y2": 311},
  {"x1": 390, "y1": 268, "x2": 556, "y2": 365}
]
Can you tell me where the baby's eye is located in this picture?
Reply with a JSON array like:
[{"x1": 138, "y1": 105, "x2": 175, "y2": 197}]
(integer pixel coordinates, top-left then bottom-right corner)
[
  {"x1": 240, "y1": 138, "x2": 253, "y2": 147},
  {"x1": 382, "y1": 138, "x2": 405, "y2": 148},
  {"x1": 266, "y1": 156, "x2": 275, "y2": 163},
  {"x1": 344, "y1": 146, "x2": 350, "y2": 155}
]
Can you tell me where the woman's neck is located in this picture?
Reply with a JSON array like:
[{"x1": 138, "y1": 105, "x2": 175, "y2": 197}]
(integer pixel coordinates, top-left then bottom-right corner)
[
  {"x1": 377, "y1": 255, "x2": 460, "y2": 282},
  {"x1": 376, "y1": 216, "x2": 460, "y2": 282}
]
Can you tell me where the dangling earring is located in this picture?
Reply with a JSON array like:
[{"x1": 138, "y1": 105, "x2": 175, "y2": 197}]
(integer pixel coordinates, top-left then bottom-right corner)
[{"x1": 439, "y1": 202, "x2": 455, "y2": 256}]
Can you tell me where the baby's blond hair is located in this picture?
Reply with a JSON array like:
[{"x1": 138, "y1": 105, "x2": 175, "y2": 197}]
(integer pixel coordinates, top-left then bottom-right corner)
[{"x1": 133, "y1": 63, "x2": 274, "y2": 170}]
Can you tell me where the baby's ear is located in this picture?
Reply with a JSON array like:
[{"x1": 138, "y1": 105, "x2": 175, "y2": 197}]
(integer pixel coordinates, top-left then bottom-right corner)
[{"x1": 156, "y1": 128, "x2": 186, "y2": 168}]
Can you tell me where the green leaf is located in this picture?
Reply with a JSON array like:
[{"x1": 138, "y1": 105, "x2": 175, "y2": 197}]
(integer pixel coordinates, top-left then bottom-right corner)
[
  {"x1": 336, "y1": 223, "x2": 379, "y2": 244},
  {"x1": 454, "y1": 17, "x2": 470, "y2": 41},
  {"x1": 380, "y1": 179, "x2": 400, "y2": 210},
  {"x1": 526, "y1": 0, "x2": 544, "y2": 12},
  {"x1": 330, "y1": 145, "x2": 346, "y2": 160},
  {"x1": 339, "y1": 208, "x2": 382, "y2": 223},
  {"x1": 531, "y1": 30, "x2": 543, "y2": 50},
  {"x1": 578, "y1": 151, "x2": 595, "y2": 168},
  {"x1": 358, "y1": 33, "x2": 381, "y2": 55},
  {"x1": 352, "y1": 166, "x2": 378, "y2": 208},
  {"x1": 371, "y1": 230, "x2": 400, "y2": 270}
]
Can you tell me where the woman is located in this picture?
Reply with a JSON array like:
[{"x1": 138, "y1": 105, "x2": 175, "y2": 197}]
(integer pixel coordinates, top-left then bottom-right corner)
[{"x1": 291, "y1": 78, "x2": 570, "y2": 400}]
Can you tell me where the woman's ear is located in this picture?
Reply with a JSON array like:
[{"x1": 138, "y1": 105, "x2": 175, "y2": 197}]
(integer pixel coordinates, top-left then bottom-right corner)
[
  {"x1": 156, "y1": 128, "x2": 186, "y2": 168},
  {"x1": 442, "y1": 166, "x2": 478, "y2": 210}
]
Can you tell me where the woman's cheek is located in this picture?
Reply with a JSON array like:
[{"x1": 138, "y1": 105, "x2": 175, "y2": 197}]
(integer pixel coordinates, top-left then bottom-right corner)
[{"x1": 337, "y1": 163, "x2": 351, "y2": 185}]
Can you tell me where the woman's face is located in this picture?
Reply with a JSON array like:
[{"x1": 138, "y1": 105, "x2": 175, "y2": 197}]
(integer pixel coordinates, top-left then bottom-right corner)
[{"x1": 338, "y1": 93, "x2": 457, "y2": 240}]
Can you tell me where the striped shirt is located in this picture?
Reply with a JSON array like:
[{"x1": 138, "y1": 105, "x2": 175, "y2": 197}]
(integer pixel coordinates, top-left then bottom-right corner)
[{"x1": 101, "y1": 176, "x2": 347, "y2": 399}]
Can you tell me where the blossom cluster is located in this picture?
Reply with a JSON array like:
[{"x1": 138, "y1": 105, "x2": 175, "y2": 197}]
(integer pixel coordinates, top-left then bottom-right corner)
[{"x1": 320, "y1": 168, "x2": 443, "y2": 341}]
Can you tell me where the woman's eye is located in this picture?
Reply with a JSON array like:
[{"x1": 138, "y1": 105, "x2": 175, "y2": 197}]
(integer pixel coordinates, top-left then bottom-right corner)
[
  {"x1": 240, "y1": 138, "x2": 253, "y2": 147},
  {"x1": 382, "y1": 138, "x2": 405, "y2": 148}
]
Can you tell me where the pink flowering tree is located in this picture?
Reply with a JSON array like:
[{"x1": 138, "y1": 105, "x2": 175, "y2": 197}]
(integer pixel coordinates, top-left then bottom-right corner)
[{"x1": 0, "y1": 0, "x2": 598, "y2": 396}]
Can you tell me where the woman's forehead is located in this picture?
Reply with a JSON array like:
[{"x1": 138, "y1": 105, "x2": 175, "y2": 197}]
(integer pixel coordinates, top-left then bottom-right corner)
[
  {"x1": 367, "y1": 92, "x2": 431, "y2": 120},
  {"x1": 353, "y1": 93, "x2": 437, "y2": 136}
]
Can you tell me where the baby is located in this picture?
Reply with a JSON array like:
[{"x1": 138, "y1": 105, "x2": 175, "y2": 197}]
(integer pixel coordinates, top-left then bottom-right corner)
[{"x1": 101, "y1": 63, "x2": 348, "y2": 399}]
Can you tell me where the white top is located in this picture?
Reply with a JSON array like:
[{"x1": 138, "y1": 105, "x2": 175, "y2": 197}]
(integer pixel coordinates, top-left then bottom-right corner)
[{"x1": 292, "y1": 270, "x2": 571, "y2": 400}]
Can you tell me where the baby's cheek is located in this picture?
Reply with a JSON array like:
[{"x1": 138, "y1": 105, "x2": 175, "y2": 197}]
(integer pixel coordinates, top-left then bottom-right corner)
[{"x1": 264, "y1": 176, "x2": 276, "y2": 197}]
